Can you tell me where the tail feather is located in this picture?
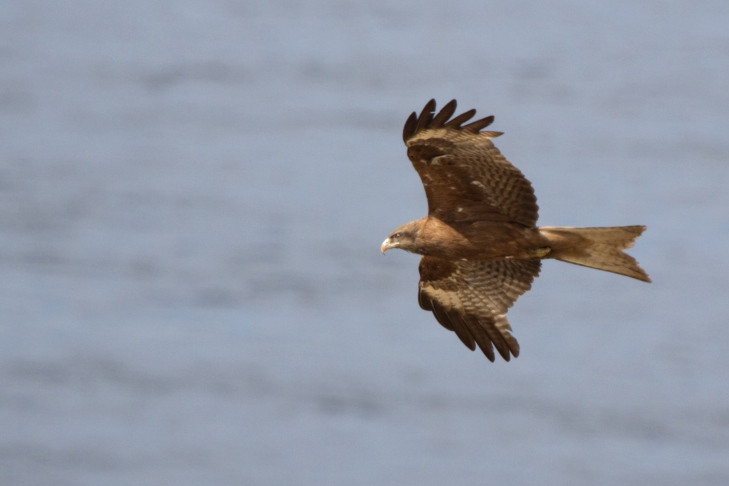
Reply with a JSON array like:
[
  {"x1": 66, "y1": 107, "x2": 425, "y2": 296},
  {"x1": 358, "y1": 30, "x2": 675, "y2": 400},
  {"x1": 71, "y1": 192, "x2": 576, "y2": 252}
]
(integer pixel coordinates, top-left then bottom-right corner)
[{"x1": 539, "y1": 225, "x2": 650, "y2": 282}]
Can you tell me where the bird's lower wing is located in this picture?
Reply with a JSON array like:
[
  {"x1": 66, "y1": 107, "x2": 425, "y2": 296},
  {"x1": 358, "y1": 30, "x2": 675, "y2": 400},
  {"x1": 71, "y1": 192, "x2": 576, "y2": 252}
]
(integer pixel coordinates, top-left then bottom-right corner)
[{"x1": 418, "y1": 257, "x2": 541, "y2": 361}]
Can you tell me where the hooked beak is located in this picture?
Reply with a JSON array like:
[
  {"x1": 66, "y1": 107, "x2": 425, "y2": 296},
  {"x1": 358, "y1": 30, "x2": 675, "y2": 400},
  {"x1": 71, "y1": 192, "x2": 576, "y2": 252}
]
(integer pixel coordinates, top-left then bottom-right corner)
[{"x1": 380, "y1": 238, "x2": 391, "y2": 254}]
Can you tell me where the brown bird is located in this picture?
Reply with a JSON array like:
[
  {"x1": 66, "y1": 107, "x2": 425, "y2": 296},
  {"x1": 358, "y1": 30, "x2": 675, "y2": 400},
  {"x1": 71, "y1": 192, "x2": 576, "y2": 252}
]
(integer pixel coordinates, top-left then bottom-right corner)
[{"x1": 381, "y1": 99, "x2": 650, "y2": 362}]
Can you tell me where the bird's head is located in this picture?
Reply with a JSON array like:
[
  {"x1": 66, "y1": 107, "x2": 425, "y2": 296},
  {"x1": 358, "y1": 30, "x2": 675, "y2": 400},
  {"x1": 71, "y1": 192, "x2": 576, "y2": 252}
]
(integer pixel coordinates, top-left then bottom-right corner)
[{"x1": 381, "y1": 221, "x2": 421, "y2": 254}]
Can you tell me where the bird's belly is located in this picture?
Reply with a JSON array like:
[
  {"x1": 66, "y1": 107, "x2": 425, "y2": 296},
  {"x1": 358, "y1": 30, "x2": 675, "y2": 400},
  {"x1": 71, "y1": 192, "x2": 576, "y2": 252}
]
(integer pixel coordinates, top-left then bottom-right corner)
[{"x1": 425, "y1": 221, "x2": 549, "y2": 260}]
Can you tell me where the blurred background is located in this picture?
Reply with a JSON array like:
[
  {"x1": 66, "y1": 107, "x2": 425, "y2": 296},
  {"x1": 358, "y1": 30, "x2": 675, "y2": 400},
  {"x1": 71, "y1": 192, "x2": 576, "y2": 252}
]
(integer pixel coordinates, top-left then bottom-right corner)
[{"x1": 2, "y1": 0, "x2": 728, "y2": 484}]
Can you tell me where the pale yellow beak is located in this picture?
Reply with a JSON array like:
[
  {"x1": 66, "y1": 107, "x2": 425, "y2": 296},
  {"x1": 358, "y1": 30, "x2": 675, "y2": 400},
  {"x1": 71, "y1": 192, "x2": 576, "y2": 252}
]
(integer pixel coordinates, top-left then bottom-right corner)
[{"x1": 380, "y1": 238, "x2": 391, "y2": 254}]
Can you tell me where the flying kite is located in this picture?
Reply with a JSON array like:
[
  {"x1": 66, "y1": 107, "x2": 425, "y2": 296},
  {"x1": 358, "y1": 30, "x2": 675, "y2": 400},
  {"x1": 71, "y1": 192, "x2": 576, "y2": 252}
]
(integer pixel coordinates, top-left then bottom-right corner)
[{"x1": 381, "y1": 99, "x2": 650, "y2": 362}]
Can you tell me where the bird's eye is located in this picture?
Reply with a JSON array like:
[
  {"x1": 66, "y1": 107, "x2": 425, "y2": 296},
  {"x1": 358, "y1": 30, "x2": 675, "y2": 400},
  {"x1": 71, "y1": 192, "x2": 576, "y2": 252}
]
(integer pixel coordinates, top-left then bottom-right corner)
[{"x1": 393, "y1": 232, "x2": 401, "y2": 239}]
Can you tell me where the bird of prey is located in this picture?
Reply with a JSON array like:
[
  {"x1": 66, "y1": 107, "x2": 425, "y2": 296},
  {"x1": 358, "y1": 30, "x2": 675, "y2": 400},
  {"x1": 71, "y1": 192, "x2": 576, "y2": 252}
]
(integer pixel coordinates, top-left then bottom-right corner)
[{"x1": 381, "y1": 99, "x2": 650, "y2": 362}]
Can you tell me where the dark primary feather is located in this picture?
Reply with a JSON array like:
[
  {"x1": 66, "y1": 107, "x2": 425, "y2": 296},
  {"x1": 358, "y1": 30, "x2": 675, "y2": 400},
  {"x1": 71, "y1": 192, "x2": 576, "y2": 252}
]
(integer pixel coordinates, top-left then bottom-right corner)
[
  {"x1": 443, "y1": 109, "x2": 477, "y2": 129},
  {"x1": 412, "y1": 99, "x2": 436, "y2": 138},
  {"x1": 429, "y1": 99, "x2": 457, "y2": 127},
  {"x1": 462, "y1": 115, "x2": 496, "y2": 133},
  {"x1": 403, "y1": 98, "x2": 497, "y2": 142}
]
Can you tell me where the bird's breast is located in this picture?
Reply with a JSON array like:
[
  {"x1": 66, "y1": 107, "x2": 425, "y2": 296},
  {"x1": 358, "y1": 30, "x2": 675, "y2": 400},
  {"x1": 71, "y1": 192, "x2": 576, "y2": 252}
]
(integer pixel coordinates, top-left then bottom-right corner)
[{"x1": 420, "y1": 218, "x2": 548, "y2": 260}]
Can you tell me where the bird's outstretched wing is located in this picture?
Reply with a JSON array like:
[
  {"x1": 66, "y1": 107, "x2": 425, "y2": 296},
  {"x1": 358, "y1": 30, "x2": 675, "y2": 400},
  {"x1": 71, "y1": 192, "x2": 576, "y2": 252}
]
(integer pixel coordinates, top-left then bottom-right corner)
[
  {"x1": 403, "y1": 99, "x2": 538, "y2": 227},
  {"x1": 418, "y1": 256, "x2": 541, "y2": 361}
]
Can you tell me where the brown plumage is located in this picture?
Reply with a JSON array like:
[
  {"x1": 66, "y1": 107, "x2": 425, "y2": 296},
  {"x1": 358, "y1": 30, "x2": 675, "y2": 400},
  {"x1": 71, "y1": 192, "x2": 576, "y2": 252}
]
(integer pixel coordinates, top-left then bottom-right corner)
[{"x1": 381, "y1": 99, "x2": 650, "y2": 362}]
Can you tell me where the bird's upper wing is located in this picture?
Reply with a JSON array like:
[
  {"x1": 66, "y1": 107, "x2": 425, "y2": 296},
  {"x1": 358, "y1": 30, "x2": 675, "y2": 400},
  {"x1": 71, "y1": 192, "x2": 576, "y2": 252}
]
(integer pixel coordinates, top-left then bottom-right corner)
[
  {"x1": 418, "y1": 256, "x2": 541, "y2": 361},
  {"x1": 403, "y1": 99, "x2": 538, "y2": 227}
]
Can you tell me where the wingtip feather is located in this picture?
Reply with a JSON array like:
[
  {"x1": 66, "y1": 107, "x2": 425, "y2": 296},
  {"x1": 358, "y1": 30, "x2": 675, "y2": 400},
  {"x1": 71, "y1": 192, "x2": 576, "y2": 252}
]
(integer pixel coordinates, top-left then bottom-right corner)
[{"x1": 403, "y1": 99, "x2": 497, "y2": 143}]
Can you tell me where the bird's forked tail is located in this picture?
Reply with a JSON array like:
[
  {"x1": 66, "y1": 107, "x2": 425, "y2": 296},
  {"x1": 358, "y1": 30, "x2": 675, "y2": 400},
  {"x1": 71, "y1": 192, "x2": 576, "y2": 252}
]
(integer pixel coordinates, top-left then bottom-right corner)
[{"x1": 539, "y1": 225, "x2": 650, "y2": 282}]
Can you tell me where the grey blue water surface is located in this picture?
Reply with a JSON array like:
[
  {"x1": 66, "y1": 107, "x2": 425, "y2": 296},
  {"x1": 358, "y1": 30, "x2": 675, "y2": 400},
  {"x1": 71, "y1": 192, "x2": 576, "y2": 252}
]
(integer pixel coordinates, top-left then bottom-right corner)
[{"x1": 2, "y1": 1, "x2": 729, "y2": 484}]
